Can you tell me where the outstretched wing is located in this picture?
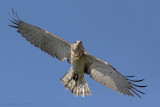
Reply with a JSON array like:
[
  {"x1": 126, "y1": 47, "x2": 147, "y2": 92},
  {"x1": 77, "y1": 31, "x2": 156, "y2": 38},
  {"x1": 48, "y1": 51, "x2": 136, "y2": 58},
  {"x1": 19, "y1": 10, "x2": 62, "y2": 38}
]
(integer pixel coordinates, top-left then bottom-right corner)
[
  {"x1": 84, "y1": 54, "x2": 146, "y2": 98},
  {"x1": 9, "y1": 10, "x2": 71, "y2": 63}
]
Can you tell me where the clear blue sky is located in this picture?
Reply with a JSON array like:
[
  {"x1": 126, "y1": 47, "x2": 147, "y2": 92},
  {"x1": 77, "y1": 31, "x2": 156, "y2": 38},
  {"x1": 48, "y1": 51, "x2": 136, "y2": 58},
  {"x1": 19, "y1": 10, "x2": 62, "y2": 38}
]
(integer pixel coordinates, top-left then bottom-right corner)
[{"x1": 0, "y1": 0, "x2": 159, "y2": 107}]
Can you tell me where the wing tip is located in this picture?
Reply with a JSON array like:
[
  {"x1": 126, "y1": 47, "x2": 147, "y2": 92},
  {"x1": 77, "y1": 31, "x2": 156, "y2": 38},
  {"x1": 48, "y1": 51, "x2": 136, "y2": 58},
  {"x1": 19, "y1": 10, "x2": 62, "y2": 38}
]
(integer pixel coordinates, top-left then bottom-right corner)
[
  {"x1": 9, "y1": 8, "x2": 23, "y2": 29},
  {"x1": 125, "y1": 76, "x2": 147, "y2": 98}
]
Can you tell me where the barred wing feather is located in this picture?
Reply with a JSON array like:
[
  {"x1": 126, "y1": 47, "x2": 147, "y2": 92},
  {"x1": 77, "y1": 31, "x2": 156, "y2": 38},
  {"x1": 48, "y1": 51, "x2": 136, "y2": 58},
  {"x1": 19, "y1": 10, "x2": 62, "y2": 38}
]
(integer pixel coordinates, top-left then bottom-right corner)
[
  {"x1": 85, "y1": 54, "x2": 146, "y2": 98},
  {"x1": 9, "y1": 11, "x2": 71, "y2": 63}
]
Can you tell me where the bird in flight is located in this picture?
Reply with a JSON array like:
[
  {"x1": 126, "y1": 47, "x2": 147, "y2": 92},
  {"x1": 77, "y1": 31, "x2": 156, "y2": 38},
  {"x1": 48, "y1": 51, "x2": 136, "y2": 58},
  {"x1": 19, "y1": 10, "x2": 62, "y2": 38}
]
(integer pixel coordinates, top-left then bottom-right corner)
[{"x1": 9, "y1": 9, "x2": 146, "y2": 98}]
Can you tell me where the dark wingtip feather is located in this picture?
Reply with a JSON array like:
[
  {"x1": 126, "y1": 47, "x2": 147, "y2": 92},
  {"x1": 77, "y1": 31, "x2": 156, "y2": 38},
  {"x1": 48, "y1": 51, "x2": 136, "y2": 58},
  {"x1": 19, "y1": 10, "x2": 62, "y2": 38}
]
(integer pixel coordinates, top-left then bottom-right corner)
[
  {"x1": 125, "y1": 76, "x2": 135, "y2": 78},
  {"x1": 127, "y1": 78, "x2": 145, "y2": 82},
  {"x1": 131, "y1": 86, "x2": 146, "y2": 94},
  {"x1": 9, "y1": 9, "x2": 22, "y2": 30},
  {"x1": 9, "y1": 19, "x2": 19, "y2": 25},
  {"x1": 125, "y1": 75, "x2": 147, "y2": 98},
  {"x1": 12, "y1": 8, "x2": 22, "y2": 21},
  {"x1": 130, "y1": 82, "x2": 147, "y2": 88},
  {"x1": 130, "y1": 88, "x2": 142, "y2": 98},
  {"x1": 9, "y1": 25, "x2": 20, "y2": 29}
]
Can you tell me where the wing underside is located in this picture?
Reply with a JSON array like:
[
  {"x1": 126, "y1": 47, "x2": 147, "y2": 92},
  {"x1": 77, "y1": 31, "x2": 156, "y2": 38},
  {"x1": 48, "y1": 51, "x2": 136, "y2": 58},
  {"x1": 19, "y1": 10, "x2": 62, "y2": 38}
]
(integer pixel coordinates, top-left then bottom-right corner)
[
  {"x1": 85, "y1": 54, "x2": 146, "y2": 98},
  {"x1": 9, "y1": 9, "x2": 71, "y2": 63}
]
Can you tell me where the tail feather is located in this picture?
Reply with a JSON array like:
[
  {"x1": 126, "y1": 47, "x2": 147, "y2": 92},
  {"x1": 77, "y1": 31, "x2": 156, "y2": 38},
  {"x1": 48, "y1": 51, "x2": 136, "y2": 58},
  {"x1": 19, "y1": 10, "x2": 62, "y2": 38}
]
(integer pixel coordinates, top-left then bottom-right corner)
[{"x1": 60, "y1": 68, "x2": 91, "y2": 97}]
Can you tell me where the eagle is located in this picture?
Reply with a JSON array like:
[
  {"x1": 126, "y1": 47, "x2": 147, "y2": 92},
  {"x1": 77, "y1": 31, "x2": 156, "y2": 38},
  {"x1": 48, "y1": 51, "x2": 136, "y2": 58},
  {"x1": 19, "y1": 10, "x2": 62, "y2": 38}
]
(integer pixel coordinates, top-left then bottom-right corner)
[{"x1": 9, "y1": 10, "x2": 146, "y2": 98}]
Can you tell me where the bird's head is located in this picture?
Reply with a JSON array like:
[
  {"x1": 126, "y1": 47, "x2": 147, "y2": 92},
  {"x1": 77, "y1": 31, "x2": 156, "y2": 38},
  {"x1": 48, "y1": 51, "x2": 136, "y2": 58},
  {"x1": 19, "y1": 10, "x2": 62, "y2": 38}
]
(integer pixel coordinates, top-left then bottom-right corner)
[{"x1": 72, "y1": 41, "x2": 85, "y2": 52}]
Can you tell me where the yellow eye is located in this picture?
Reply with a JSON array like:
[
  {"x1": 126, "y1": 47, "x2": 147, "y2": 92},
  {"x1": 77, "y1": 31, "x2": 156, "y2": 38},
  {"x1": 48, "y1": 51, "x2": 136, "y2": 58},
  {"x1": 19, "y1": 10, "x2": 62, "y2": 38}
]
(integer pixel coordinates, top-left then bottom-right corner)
[{"x1": 74, "y1": 41, "x2": 77, "y2": 44}]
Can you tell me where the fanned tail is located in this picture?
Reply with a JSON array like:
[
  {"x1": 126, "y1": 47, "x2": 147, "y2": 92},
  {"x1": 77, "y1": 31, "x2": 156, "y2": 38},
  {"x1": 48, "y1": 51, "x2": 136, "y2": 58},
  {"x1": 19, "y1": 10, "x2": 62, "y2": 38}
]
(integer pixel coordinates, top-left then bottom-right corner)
[{"x1": 60, "y1": 67, "x2": 91, "y2": 97}]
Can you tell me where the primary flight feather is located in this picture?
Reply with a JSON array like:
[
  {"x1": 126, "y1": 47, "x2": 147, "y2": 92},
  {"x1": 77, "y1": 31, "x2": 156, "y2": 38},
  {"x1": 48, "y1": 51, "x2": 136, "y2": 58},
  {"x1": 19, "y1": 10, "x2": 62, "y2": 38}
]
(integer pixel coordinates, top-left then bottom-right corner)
[{"x1": 9, "y1": 10, "x2": 146, "y2": 98}]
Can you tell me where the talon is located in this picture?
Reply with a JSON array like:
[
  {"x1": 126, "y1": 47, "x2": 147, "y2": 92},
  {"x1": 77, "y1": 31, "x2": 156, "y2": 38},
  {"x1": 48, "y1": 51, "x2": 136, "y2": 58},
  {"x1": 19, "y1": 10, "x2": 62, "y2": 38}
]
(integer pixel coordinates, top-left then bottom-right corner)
[{"x1": 72, "y1": 73, "x2": 78, "y2": 81}]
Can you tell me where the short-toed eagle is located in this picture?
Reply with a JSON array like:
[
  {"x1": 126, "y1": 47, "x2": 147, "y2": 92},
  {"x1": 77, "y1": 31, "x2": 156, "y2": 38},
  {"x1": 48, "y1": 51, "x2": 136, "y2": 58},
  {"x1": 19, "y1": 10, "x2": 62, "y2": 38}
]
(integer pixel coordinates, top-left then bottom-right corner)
[{"x1": 9, "y1": 10, "x2": 146, "y2": 98}]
